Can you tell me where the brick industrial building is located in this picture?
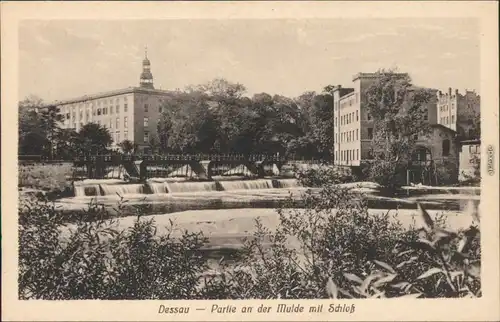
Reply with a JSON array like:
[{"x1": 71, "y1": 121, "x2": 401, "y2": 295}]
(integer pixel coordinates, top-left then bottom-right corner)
[{"x1": 53, "y1": 50, "x2": 170, "y2": 153}]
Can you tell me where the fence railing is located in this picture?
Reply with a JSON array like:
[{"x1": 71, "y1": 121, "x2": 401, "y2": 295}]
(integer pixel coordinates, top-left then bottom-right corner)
[{"x1": 19, "y1": 153, "x2": 333, "y2": 164}]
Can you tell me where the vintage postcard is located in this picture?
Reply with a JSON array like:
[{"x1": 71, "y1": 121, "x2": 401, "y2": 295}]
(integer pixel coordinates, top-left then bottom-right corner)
[{"x1": 2, "y1": 1, "x2": 499, "y2": 321}]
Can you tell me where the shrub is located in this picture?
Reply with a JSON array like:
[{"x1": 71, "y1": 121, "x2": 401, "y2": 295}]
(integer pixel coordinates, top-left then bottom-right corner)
[
  {"x1": 434, "y1": 159, "x2": 459, "y2": 186},
  {"x1": 326, "y1": 204, "x2": 481, "y2": 299},
  {"x1": 295, "y1": 164, "x2": 353, "y2": 187},
  {"x1": 202, "y1": 184, "x2": 412, "y2": 299},
  {"x1": 459, "y1": 154, "x2": 481, "y2": 186},
  {"x1": 364, "y1": 160, "x2": 407, "y2": 190},
  {"x1": 18, "y1": 198, "x2": 209, "y2": 300},
  {"x1": 18, "y1": 163, "x2": 73, "y2": 192},
  {"x1": 19, "y1": 177, "x2": 481, "y2": 300},
  {"x1": 202, "y1": 182, "x2": 481, "y2": 299}
]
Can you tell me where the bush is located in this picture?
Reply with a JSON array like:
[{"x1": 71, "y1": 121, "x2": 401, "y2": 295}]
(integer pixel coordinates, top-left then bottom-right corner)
[
  {"x1": 364, "y1": 160, "x2": 407, "y2": 190},
  {"x1": 202, "y1": 184, "x2": 409, "y2": 299},
  {"x1": 295, "y1": 164, "x2": 353, "y2": 187},
  {"x1": 326, "y1": 205, "x2": 481, "y2": 298},
  {"x1": 19, "y1": 178, "x2": 481, "y2": 299},
  {"x1": 18, "y1": 163, "x2": 73, "y2": 192},
  {"x1": 18, "y1": 198, "x2": 209, "y2": 300},
  {"x1": 202, "y1": 182, "x2": 481, "y2": 299},
  {"x1": 435, "y1": 160, "x2": 459, "y2": 186}
]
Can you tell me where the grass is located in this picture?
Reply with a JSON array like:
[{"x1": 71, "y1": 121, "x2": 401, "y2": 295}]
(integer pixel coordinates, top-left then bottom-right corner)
[{"x1": 18, "y1": 162, "x2": 74, "y2": 191}]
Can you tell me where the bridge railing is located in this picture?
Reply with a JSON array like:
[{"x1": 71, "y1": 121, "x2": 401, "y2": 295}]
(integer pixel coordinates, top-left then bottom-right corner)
[{"x1": 72, "y1": 153, "x2": 303, "y2": 163}]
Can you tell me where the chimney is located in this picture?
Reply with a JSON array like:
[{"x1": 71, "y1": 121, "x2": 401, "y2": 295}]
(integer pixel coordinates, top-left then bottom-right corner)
[{"x1": 448, "y1": 87, "x2": 452, "y2": 95}]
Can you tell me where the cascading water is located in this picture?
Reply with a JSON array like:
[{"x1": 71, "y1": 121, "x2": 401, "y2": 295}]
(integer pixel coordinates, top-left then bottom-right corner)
[
  {"x1": 74, "y1": 184, "x2": 102, "y2": 197},
  {"x1": 219, "y1": 179, "x2": 274, "y2": 191},
  {"x1": 166, "y1": 181, "x2": 219, "y2": 193},
  {"x1": 148, "y1": 182, "x2": 168, "y2": 194},
  {"x1": 100, "y1": 184, "x2": 145, "y2": 196},
  {"x1": 73, "y1": 178, "x2": 301, "y2": 198},
  {"x1": 274, "y1": 178, "x2": 300, "y2": 188}
]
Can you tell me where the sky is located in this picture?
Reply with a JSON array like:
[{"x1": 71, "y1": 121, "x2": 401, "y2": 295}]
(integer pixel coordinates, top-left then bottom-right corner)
[{"x1": 19, "y1": 18, "x2": 480, "y2": 102}]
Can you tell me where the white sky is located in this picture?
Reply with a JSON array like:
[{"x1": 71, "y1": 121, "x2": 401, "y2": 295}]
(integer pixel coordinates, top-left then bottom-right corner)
[{"x1": 19, "y1": 18, "x2": 480, "y2": 102}]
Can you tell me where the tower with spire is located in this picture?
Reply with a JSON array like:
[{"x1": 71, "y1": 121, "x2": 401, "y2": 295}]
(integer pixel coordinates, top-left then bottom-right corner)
[{"x1": 140, "y1": 46, "x2": 154, "y2": 89}]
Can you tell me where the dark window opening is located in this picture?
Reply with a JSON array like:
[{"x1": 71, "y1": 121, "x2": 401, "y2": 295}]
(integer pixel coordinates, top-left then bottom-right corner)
[{"x1": 442, "y1": 139, "x2": 450, "y2": 157}]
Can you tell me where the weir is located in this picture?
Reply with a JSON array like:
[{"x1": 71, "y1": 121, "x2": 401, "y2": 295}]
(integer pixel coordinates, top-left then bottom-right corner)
[
  {"x1": 219, "y1": 179, "x2": 274, "y2": 191},
  {"x1": 71, "y1": 178, "x2": 301, "y2": 197}
]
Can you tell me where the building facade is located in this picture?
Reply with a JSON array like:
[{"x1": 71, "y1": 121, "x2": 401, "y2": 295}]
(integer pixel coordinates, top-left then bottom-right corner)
[
  {"x1": 54, "y1": 50, "x2": 171, "y2": 153},
  {"x1": 458, "y1": 139, "x2": 481, "y2": 182},
  {"x1": 409, "y1": 124, "x2": 460, "y2": 185},
  {"x1": 437, "y1": 88, "x2": 480, "y2": 138},
  {"x1": 332, "y1": 72, "x2": 438, "y2": 166}
]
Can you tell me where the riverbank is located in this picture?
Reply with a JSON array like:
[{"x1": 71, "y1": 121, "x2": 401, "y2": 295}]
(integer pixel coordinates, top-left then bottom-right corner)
[{"x1": 60, "y1": 207, "x2": 476, "y2": 248}]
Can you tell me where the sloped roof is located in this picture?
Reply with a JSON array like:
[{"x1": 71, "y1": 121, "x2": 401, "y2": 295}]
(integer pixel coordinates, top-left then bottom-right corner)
[{"x1": 46, "y1": 87, "x2": 174, "y2": 106}]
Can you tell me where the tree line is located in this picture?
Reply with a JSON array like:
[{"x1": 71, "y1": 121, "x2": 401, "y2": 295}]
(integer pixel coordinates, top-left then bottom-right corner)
[
  {"x1": 18, "y1": 78, "x2": 334, "y2": 160},
  {"x1": 18, "y1": 72, "x2": 480, "y2": 178}
]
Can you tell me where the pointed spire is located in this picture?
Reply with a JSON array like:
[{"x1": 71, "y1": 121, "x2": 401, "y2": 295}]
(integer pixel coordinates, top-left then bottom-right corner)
[{"x1": 140, "y1": 45, "x2": 154, "y2": 89}]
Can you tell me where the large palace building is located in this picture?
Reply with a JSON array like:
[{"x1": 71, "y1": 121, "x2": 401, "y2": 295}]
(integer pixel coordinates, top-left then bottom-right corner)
[{"x1": 53, "y1": 49, "x2": 171, "y2": 153}]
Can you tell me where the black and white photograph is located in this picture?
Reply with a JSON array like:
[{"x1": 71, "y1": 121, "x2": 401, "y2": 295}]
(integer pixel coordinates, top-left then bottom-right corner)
[{"x1": 2, "y1": 2, "x2": 499, "y2": 321}]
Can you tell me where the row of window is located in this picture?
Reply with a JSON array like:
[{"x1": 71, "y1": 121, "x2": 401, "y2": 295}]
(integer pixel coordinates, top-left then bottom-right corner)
[
  {"x1": 334, "y1": 93, "x2": 359, "y2": 111},
  {"x1": 468, "y1": 145, "x2": 480, "y2": 154},
  {"x1": 335, "y1": 149, "x2": 360, "y2": 162},
  {"x1": 440, "y1": 115, "x2": 455, "y2": 125},
  {"x1": 65, "y1": 104, "x2": 164, "y2": 123},
  {"x1": 113, "y1": 131, "x2": 129, "y2": 143},
  {"x1": 334, "y1": 110, "x2": 371, "y2": 127},
  {"x1": 334, "y1": 128, "x2": 374, "y2": 144},
  {"x1": 62, "y1": 96, "x2": 130, "y2": 114},
  {"x1": 439, "y1": 103, "x2": 455, "y2": 112},
  {"x1": 88, "y1": 117, "x2": 129, "y2": 130},
  {"x1": 68, "y1": 115, "x2": 156, "y2": 131},
  {"x1": 144, "y1": 104, "x2": 163, "y2": 113},
  {"x1": 64, "y1": 104, "x2": 129, "y2": 121}
]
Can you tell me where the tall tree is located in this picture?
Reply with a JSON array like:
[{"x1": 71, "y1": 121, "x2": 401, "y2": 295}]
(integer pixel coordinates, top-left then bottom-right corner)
[
  {"x1": 18, "y1": 108, "x2": 46, "y2": 156},
  {"x1": 364, "y1": 70, "x2": 433, "y2": 187},
  {"x1": 18, "y1": 96, "x2": 63, "y2": 158},
  {"x1": 54, "y1": 128, "x2": 79, "y2": 159},
  {"x1": 157, "y1": 91, "x2": 218, "y2": 153},
  {"x1": 72, "y1": 123, "x2": 113, "y2": 156},
  {"x1": 308, "y1": 93, "x2": 334, "y2": 158},
  {"x1": 190, "y1": 78, "x2": 247, "y2": 107}
]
